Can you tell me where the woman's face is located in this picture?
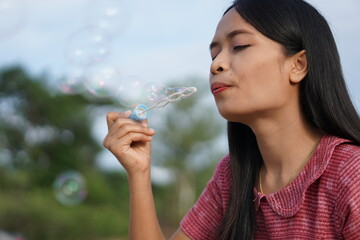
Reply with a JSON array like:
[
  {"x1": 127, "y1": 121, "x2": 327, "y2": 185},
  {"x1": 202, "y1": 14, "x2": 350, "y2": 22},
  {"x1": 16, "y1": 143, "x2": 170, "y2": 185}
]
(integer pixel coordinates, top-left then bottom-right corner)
[{"x1": 209, "y1": 8, "x2": 298, "y2": 123}]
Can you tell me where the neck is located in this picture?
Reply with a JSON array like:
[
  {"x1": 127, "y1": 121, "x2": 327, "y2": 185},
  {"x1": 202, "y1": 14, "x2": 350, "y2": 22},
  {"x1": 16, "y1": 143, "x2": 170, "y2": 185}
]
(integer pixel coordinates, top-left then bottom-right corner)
[{"x1": 247, "y1": 110, "x2": 323, "y2": 194}]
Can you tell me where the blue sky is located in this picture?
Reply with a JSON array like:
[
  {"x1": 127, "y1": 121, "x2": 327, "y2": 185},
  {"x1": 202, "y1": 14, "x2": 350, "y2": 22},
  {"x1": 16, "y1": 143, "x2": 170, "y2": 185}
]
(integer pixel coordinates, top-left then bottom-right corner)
[
  {"x1": 0, "y1": 0, "x2": 359, "y2": 174},
  {"x1": 0, "y1": 0, "x2": 359, "y2": 107}
]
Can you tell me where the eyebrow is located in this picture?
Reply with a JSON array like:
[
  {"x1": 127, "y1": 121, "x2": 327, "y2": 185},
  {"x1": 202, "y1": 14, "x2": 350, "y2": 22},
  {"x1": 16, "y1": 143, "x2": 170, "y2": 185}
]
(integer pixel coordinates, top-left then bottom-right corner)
[{"x1": 209, "y1": 29, "x2": 253, "y2": 50}]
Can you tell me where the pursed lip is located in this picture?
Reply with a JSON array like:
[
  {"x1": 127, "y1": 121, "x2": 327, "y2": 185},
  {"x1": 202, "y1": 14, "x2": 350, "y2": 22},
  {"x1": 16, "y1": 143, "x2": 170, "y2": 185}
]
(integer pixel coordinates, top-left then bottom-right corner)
[{"x1": 211, "y1": 82, "x2": 231, "y2": 95}]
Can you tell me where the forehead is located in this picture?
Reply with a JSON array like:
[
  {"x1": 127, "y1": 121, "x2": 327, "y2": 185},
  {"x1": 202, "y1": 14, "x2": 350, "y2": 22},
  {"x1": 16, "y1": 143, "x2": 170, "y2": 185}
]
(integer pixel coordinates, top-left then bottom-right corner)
[{"x1": 213, "y1": 8, "x2": 255, "y2": 39}]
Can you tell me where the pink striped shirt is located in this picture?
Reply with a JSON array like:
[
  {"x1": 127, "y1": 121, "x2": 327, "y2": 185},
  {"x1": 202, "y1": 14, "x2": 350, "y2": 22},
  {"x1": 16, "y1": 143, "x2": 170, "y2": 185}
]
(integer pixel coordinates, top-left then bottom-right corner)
[{"x1": 181, "y1": 134, "x2": 360, "y2": 239}]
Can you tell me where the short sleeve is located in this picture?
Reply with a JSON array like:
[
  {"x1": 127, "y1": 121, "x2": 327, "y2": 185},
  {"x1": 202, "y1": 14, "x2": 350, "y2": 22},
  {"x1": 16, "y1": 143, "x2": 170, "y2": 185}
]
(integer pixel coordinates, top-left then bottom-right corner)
[
  {"x1": 334, "y1": 144, "x2": 360, "y2": 239},
  {"x1": 180, "y1": 155, "x2": 230, "y2": 240}
]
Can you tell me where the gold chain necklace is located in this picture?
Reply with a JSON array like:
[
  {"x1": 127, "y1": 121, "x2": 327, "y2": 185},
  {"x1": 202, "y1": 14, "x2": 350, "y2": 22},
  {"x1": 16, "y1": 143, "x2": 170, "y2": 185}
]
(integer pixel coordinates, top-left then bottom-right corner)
[{"x1": 258, "y1": 136, "x2": 322, "y2": 194}]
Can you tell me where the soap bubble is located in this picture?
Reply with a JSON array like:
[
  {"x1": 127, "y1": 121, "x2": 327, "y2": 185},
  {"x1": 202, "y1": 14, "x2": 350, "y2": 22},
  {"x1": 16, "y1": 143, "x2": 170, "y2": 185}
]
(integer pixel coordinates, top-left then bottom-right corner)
[
  {"x1": 114, "y1": 81, "x2": 191, "y2": 107},
  {"x1": 145, "y1": 82, "x2": 168, "y2": 102},
  {"x1": 86, "y1": 0, "x2": 130, "y2": 38},
  {"x1": 0, "y1": 0, "x2": 27, "y2": 39},
  {"x1": 65, "y1": 25, "x2": 111, "y2": 66},
  {"x1": 146, "y1": 85, "x2": 188, "y2": 102},
  {"x1": 166, "y1": 87, "x2": 187, "y2": 95},
  {"x1": 58, "y1": 67, "x2": 87, "y2": 95},
  {"x1": 83, "y1": 63, "x2": 122, "y2": 98},
  {"x1": 53, "y1": 171, "x2": 88, "y2": 206},
  {"x1": 115, "y1": 75, "x2": 145, "y2": 107}
]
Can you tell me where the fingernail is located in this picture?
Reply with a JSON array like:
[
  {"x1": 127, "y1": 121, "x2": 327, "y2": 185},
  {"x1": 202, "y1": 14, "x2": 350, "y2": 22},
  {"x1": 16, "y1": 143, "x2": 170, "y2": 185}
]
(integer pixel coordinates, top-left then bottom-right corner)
[{"x1": 124, "y1": 110, "x2": 131, "y2": 115}]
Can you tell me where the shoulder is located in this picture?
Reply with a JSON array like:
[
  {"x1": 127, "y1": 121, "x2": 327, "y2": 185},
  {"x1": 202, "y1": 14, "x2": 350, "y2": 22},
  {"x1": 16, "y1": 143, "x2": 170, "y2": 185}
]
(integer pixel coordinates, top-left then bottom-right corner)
[
  {"x1": 325, "y1": 135, "x2": 360, "y2": 173},
  {"x1": 212, "y1": 154, "x2": 231, "y2": 189},
  {"x1": 215, "y1": 154, "x2": 231, "y2": 175},
  {"x1": 333, "y1": 142, "x2": 360, "y2": 173},
  {"x1": 333, "y1": 143, "x2": 360, "y2": 197},
  {"x1": 328, "y1": 141, "x2": 360, "y2": 188},
  {"x1": 332, "y1": 143, "x2": 360, "y2": 219},
  {"x1": 334, "y1": 141, "x2": 360, "y2": 156}
]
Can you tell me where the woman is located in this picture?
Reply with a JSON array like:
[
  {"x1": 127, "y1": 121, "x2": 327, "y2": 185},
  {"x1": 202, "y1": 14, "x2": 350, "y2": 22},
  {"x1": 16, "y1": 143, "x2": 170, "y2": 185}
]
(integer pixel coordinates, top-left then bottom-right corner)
[{"x1": 103, "y1": 0, "x2": 360, "y2": 239}]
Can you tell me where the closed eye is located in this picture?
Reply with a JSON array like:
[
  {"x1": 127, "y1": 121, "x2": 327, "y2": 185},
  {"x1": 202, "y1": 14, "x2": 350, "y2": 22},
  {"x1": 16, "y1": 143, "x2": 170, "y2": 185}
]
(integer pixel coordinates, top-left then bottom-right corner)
[
  {"x1": 211, "y1": 45, "x2": 250, "y2": 61},
  {"x1": 233, "y1": 45, "x2": 250, "y2": 51}
]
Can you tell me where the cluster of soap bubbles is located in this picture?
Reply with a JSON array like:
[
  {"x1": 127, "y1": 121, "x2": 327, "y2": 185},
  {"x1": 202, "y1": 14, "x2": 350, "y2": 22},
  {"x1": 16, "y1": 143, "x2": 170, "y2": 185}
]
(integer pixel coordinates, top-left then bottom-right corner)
[
  {"x1": 0, "y1": 0, "x2": 28, "y2": 39},
  {"x1": 115, "y1": 82, "x2": 190, "y2": 107},
  {"x1": 53, "y1": 171, "x2": 88, "y2": 206},
  {"x1": 59, "y1": 0, "x2": 133, "y2": 104},
  {"x1": 59, "y1": 0, "x2": 188, "y2": 107},
  {"x1": 64, "y1": 0, "x2": 130, "y2": 66}
]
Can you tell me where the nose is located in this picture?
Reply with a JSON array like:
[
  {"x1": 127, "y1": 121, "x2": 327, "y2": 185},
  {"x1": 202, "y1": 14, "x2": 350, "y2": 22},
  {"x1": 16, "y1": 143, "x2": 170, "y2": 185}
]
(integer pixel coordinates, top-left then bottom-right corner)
[{"x1": 210, "y1": 53, "x2": 228, "y2": 75}]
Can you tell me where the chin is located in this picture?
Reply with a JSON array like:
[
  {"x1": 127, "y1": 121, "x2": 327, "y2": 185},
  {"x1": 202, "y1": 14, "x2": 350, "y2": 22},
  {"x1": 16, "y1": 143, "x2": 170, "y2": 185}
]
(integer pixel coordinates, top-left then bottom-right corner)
[
  {"x1": 217, "y1": 107, "x2": 254, "y2": 124},
  {"x1": 218, "y1": 109, "x2": 240, "y2": 122}
]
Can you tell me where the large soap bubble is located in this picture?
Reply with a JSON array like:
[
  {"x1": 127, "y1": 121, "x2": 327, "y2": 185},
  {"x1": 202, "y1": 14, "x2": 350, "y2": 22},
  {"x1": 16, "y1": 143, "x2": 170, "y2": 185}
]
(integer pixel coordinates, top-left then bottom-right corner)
[
  {"x1": 86, "y1": 0, "x2": 130, "y2": 38},
  {"x1": 83, "y1": 62, "x2": 122, "y2": 98},
  {"x1": 53, "y1": 170, "x2": 88, "y2": 206},
  {"x1": 57, "y1": 66, "x2": 87, "y2": 95},
  {"x1": 64, "y1": 25, "x2": 111, "y2": 66},
  {"x1": 115, "y1": 75, "x2": 146, "y2": 107},
  {"x1": 145, "y1": 82, "x2": 169, "y2": 102}
]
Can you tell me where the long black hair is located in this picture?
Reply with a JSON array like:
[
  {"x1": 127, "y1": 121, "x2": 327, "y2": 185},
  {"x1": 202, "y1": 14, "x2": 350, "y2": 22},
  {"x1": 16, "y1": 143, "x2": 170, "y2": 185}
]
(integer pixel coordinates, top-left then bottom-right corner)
[{"x1": 216, "y1": 0, "x2": 360, "y2": 239}]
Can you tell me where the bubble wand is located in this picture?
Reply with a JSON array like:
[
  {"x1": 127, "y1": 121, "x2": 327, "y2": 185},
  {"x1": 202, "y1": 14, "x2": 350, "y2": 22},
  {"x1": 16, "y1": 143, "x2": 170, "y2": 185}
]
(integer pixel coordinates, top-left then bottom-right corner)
[{"x1": 129, "y1": 87, "x2": 197, "y2": 120}]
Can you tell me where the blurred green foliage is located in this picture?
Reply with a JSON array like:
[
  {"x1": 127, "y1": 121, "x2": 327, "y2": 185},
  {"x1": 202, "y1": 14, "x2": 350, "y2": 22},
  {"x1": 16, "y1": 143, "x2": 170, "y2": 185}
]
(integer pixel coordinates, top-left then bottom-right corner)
[{"x1": 0, "y1": 66, "x2": 226, "y2": 239}]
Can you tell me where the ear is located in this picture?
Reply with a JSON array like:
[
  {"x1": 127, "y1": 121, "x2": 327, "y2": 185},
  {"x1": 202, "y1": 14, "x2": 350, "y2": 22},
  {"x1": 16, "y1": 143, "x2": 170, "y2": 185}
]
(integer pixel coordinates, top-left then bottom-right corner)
[{"x1": 289, "y1": 50, "x2": 308, "y2": 84}]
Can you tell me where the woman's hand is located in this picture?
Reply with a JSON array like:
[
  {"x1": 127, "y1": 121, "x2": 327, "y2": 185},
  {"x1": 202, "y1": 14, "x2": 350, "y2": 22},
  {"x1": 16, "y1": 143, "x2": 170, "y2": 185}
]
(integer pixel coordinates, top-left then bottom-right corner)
[{"x1": 103, "y1": 110, "x2": 156, "y2": 176}]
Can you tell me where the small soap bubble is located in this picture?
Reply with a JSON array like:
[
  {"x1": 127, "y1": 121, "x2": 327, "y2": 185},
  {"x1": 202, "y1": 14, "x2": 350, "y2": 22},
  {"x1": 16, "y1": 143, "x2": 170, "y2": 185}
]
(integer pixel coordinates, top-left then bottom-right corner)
[
  {"x1": 58, "y1": 67, "x2": 87, "y2": 95},
  {"x1": 65, "y1": 25, "x2": 111, "y2": 66},
  {"x1": 0, "y1": 0, "x2": 27, "y2": 39},
  {"x1": 53, "y1": 171, "x2": 88, "y2": 206},
  {"x1": 83, "y1": 63, "x2": 121, "y2": 98},
  {"x1": 115, "y1": 75, "x2": 145, "y2": 106},
  {"x1": 167, "y1": 87, "x2": 187, "y2": 94},
  {"x1": 145, "y1": 82, "x2": 168, "y2": 102},
  {"x1": 86, "y1": 0, "x2": 130, "y2": 38}
]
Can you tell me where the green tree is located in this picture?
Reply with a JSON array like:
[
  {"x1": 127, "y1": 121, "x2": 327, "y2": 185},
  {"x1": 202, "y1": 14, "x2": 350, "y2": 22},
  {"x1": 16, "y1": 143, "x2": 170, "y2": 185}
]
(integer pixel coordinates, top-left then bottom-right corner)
[
  {"x1": 0, "y1": 66, "x2": 101, "y2": 176},
  {"x1": 0, "y1": 66, "x2": 128, "y2": 239}
]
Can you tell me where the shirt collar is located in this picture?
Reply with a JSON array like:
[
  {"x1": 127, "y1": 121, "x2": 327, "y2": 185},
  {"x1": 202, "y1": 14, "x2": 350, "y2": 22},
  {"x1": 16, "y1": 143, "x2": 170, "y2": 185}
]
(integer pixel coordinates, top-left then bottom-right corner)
[{"x1": 254, "y1": 134, "x2": 351, "y2": 217}]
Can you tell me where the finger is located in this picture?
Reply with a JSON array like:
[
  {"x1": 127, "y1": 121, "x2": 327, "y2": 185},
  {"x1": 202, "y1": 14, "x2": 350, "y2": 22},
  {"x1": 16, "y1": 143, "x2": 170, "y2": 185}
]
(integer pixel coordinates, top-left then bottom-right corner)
[
  {"x1": 108, "y1": 122, "x2": 155, "y2": 140},
  {"x1": 106, "y1": 110, "x2": 132, "y2": 129},
  {"x1": 122, "y1": 132, "x2": 153, "y2": 146},
  {"x1": 104, "y1": 132, "x2": 152, "y2": 151}
]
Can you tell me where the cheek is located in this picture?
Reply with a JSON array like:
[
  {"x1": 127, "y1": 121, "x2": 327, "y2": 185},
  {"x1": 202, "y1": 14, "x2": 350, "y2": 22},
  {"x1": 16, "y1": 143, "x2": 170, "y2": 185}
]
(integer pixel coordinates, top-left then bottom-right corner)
[{"x1": 241, "y1": 61, "x2": 291, "y2": 106}]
